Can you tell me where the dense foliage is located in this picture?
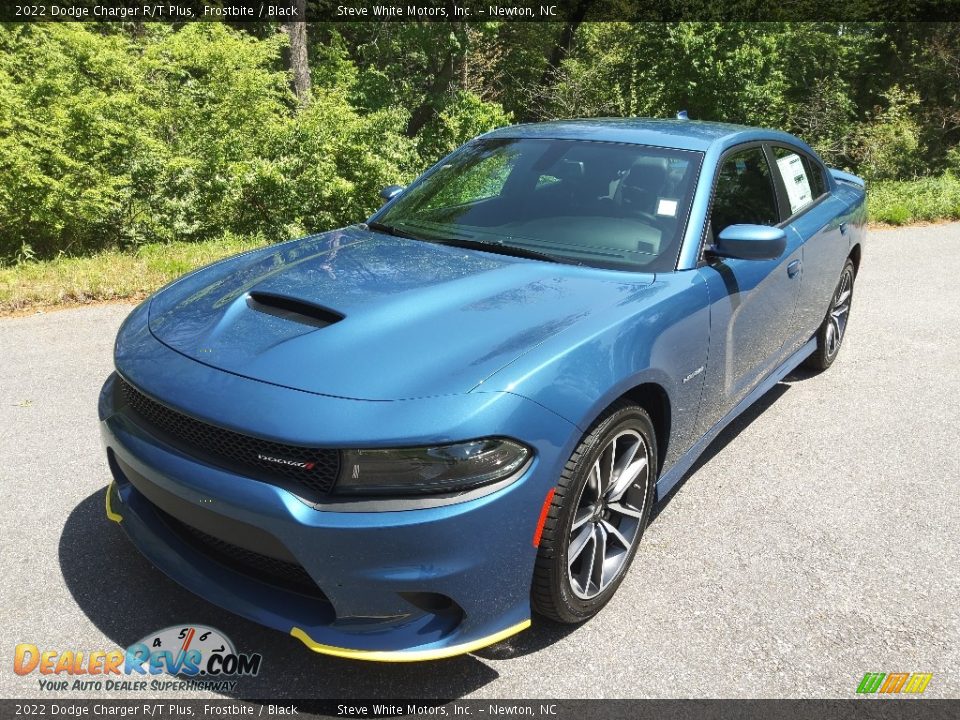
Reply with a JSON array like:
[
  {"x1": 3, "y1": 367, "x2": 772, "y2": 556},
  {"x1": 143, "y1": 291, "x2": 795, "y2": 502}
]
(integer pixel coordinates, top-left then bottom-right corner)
[
  {"x1": 1, "y1": 21, "x2": 958, "y2": 264},
  {"x1": 0, "y1": 23, "x2": 419, "y2": 263}
]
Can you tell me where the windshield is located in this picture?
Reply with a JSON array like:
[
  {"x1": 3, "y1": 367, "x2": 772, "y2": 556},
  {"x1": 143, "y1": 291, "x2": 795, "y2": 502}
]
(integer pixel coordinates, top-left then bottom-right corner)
[{"x1": 374, "y1": 138, "x2": 703, "y2": 272}]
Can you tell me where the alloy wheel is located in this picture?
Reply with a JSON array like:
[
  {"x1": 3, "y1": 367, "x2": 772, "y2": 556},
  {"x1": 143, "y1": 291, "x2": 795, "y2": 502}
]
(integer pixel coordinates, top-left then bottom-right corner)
[
  {"x1": 826, "y1": 266, "x2": 854, "y2": 358},
  {"x1": 567, "y1": 430, "x2": 650, "y2": 600}
]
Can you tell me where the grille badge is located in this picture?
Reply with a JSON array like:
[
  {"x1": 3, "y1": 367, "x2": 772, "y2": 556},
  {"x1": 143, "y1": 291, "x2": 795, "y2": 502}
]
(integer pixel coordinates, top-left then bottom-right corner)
[
  {"x1": 257, "y1": 453, "x2": 316, "y2": 471},
  {"x1": 117, "y1": 377, "x2": 339, "y2": 498}
]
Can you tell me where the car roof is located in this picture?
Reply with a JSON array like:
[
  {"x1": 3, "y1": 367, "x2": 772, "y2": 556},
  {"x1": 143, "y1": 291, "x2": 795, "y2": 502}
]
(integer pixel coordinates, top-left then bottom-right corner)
[{"x1": 482, "y1": 118, "x2": 798, "y2": 152}]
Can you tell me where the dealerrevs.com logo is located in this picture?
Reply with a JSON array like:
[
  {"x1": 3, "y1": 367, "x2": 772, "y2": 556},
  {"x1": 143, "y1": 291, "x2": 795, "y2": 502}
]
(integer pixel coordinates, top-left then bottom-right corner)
[{"x1": 14, "y1": 625, "x2": 262, "y2": 693}]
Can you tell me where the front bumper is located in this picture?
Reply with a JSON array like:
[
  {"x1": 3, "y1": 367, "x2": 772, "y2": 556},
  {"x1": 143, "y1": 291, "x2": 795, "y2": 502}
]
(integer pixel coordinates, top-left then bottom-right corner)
[{"x1": 99, "y1": 351, "x2": 576, "y2": 660}]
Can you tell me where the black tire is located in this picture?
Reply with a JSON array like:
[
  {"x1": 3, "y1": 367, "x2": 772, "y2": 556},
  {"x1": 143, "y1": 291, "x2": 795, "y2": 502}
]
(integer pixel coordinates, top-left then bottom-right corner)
[
  {"x1": 805, "y1": 258, "x2": 856, "y2": 372},
  {"x1": 532, "y1": 401, "x2": 657, "y2": 624}
]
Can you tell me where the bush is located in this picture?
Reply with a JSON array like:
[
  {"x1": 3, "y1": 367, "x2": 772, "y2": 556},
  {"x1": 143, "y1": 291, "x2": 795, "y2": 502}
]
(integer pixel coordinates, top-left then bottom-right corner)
[
  {"x1": 850, "y1": 86, "x2": 924, "y2": 181},
  {"x1": 946, "y1": 145, "x2": 960, "y2": 174},
  {"x1": 253, "y1": 95, "x2": 417, "y2": 237},
  {"x1": 416, "y1": 91, "x2": 512, "y2": 163},
  {"x1": 0, "y1": 24, "x2": 150, "y2": 262},
  {"x1": 788, "y1": 75, "x2": 857, "y2": 168},
  {"x1": 131, "y1": 24, "x2": 294, "y2": 245},
  {"x1": 0, "y1": 24, "x2": 416, "y2": 265},
  {"x1": 870, "y1": 203, "x2": 912, "y2": 226},
  {"x1": 869, "y1": 172, "x2": 960, "y2": 224}
]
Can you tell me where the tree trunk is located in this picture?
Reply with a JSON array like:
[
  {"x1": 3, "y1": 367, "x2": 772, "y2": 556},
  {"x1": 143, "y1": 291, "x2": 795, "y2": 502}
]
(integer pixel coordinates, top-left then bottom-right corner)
[
  {"x1": 539, "y1": 1, "x2": 590, "y2": 88},
  {"x1": 404, "y1": 25, "x2": 467, "y2": 138},
  {"x1": 405, "y1": 52, "x2": 456, "y2": 137},
  {"x1": 284, "y1": 0, "x2": 310, "y2": 106}
]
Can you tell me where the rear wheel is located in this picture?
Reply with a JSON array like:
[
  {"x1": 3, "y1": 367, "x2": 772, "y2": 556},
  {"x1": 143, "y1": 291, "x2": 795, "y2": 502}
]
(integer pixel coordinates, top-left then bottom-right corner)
[
  {"x1": 532, "y1": 402, "x2": 656, "y2": 623},
  {"x1": 805, "y1": 258, "x2": 855, "y2": 371}
]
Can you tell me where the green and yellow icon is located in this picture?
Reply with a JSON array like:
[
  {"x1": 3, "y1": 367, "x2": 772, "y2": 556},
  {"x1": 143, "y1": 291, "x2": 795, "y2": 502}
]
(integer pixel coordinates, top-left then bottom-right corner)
[{"x1": 856, "y1": 672, "x2": 933, "y2": 694}]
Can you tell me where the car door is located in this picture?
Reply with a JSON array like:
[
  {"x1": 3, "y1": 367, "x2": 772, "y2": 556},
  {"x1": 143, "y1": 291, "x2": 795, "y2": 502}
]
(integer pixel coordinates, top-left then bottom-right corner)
[
  {"x1": 769, "y1": 144, "x2": 848, "y2": 346},
  {"x1": 694, "y1": 144, "x2": 803, "y2": 434}
]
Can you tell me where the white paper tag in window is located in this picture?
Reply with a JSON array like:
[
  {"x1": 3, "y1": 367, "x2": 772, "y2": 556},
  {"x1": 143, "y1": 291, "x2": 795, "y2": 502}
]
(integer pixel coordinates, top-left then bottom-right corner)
[
  {"x1": 657, "y1": 198, "x2": 678, "y2": 217},
  {"x1": 776, "y1": 153, "x2": 813, "y2": 214}
]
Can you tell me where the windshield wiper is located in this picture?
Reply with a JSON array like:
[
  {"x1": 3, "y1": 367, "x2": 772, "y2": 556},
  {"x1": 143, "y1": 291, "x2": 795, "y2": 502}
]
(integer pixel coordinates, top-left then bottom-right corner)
[
  {"x1": 369, "y1": 220, "x2": 575, "y2": 265},
  {"x1": 426, "y1": 237, "x2": 575, "y2": 265},
  {"x1": 365, "y1": 221, "x2": 422, "y2": 240}
]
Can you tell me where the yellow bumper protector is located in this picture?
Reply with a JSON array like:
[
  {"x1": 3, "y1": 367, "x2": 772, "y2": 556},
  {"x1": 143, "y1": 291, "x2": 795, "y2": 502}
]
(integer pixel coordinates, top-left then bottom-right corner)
[
  {"x1": 105, "y1": 482, "x2": 123, "y2": 523},
  {"x1": 290, "y1": 618, "x2": 531, "y2": 662}
]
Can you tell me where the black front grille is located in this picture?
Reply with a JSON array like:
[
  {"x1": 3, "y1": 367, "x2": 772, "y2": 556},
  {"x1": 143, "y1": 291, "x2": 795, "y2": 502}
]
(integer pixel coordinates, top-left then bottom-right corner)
[
  {"x1": 118, "y1": 377, "x2": 340, "y2": 499},
  {"x1": 157, "y1": 508, "x2": 327, "y2": 599}
]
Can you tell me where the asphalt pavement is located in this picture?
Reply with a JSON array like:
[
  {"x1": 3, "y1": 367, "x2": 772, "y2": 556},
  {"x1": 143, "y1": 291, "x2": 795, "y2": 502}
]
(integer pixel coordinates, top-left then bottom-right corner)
[{"x1": 1, "y1": 224, "x2": 958, "y2": 699}]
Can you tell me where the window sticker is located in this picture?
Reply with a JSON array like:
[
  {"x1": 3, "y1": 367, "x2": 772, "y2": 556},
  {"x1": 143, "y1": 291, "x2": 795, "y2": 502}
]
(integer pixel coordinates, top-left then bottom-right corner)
[
  {"x1": 657, "y1": 198, "x2": 679, "y2": 217},
  {"x1": 777, "y1": 153, "x2": 813, "y2": 214}
]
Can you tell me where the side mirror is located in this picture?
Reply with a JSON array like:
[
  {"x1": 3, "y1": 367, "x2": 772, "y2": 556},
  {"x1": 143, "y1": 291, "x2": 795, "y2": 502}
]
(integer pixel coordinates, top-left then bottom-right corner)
[
  {"x1": 711, "y1": 224, "x2": 786, "y2": 261},
  {"x1": 379, "y1": 185, "x2": 404, "y2": 204}
]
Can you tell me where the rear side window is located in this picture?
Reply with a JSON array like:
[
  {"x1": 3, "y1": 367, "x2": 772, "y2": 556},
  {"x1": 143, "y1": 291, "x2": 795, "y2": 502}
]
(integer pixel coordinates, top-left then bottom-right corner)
[
  {"x1": 772, "y1": 146, "x2": 828, "y2": 215},
  {"x1": 711, "y1": 147, "x2": 779, "y2": 239}
]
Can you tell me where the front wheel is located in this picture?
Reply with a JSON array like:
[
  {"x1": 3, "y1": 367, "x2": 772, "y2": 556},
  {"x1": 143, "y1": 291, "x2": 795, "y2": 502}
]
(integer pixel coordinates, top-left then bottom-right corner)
[
  {"x1": 805, "y1": 258, "x2": 855, "y2": 371},
  {"x1": 531, "y1": 402, "x2": 657, "y2": 624}
]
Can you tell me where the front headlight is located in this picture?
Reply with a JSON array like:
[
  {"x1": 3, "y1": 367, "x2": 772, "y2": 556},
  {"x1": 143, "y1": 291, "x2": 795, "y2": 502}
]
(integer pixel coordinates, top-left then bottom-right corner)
[{"x1": 335, "y1": 438, "x2": 531, "y2": 496}]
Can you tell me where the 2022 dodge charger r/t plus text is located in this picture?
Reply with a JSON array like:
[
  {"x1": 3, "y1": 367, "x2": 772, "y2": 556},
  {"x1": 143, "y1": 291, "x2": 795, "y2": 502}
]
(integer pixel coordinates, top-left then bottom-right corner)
[{"x1": 100, "y1": 119, "x2": 865, "y2": 661}]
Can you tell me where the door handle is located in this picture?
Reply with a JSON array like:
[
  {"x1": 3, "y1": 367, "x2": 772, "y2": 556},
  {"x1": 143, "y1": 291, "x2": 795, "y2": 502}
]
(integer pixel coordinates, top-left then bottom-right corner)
[{"x1": 787, "y1": 259, "x2": 802, "y2": 278}]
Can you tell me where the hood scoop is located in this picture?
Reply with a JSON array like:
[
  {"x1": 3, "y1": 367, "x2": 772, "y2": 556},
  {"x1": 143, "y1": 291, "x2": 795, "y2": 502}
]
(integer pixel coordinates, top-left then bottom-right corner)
[
  {"x1": 147, "y1": 227, "x2": 653, "y2": 400},
  {"x1": 246, "y1": 291, "x2": 344, "y2": 329}
]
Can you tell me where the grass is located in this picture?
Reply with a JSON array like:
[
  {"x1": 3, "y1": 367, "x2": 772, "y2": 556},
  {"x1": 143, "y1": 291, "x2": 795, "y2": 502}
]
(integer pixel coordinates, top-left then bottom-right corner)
[
  {"x1": 0, "y1": 233, "x2": 271, "y2": 315},
  {"x1": 868, "y1": 171, "x2": 960, "y2": 225},
  {"x1": 3, "y1": 173, "x2": 960, "y2": 314}
]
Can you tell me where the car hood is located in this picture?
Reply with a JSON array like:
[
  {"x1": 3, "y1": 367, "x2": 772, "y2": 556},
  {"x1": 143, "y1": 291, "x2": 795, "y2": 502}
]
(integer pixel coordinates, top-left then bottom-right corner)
[{"x1": 148, "y1": 227, "x2": 653, "y2": 400}]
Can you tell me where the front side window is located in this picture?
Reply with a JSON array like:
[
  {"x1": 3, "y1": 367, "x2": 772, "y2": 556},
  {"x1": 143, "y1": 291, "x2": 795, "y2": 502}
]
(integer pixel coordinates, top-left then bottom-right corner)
[
  {"x1": 710, "y1": 147, "x2": 780, "y2": 240},
  {"x1": 376, "y1": 138, "x2": 703, "y2": 272}
]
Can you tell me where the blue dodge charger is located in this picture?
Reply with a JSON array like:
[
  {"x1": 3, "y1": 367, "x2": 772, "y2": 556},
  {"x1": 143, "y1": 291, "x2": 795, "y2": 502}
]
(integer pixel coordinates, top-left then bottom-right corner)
[{"x1": 100, "y1": 119, "x2": 865, "y2": 661}]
